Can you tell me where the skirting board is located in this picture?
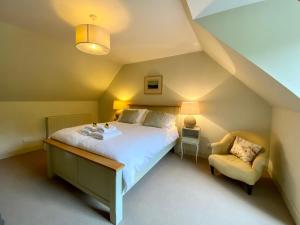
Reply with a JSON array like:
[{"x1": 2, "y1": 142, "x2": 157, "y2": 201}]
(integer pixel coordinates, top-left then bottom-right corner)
[
  {"x1": 0, "y1": 146, "x2": 41, "y2": 160},
  {"x1": 268, "y1": 163, "x2": 300, "y2": 225}
]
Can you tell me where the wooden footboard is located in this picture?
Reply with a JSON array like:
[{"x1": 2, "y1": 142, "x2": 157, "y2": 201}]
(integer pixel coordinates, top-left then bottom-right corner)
[
  {"x1": 44, "y1": 107, "x2": 179, "y2": 224},
  {"x1": 44, "y1": 139, "x2": 124, "y2": 225}
]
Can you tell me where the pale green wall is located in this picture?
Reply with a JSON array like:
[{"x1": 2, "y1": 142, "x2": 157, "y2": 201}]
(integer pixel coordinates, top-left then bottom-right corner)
[
  {"x1": 197, "y1": 0, "x2": 300, "y2": 98},
  {"x1": 270, "y1": 108, "x2": 300, "y2": 224},
  {"x1": 99, "y1": 52, "x2": 271, "y2": 156},
  {"x1": 0, "y1": 101, "x2": 98, "y2": 159}
]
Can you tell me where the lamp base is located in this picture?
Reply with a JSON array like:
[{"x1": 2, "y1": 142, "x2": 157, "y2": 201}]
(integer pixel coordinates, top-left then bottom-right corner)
[{"x1": 184, "y1": 115, "x2": 196, "y2": 128}]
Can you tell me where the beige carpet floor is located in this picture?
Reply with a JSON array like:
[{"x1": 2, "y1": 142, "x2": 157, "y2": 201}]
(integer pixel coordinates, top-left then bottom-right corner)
[{"x1": 0, "y1": 150, "x2": 295, "y2": 225}]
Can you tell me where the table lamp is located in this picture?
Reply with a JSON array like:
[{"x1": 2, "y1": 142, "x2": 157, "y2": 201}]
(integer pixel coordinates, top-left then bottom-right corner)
[
  {"x1": 113, "y1": 100, "x2": 128, "y2": 120},
  {"x1": 181, "y1": 101, "x2": 200, "y2": 128}
]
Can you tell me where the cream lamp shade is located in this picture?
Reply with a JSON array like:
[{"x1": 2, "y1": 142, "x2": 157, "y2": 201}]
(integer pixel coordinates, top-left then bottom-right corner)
[
  {"x1": 181, "y1": 102, "x2": 200, "y2": 115},
  {"x1": 75, "y1": 15, "x2": 110, "y2": 55},
  {"x1": 181, "y1": 102, "x2": 200, "y2": 128},
  {"x1": 113, "y1": 100, "x2": 128, "y2": 110}
]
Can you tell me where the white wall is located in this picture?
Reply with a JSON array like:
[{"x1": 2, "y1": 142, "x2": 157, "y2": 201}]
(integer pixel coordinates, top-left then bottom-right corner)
[
  {"x1": 270, "y1": 108, "x2": 300, "y2": 224},
  {"x1": 99, "y1": 52, "x2": 272, "y2": 157},
  {"x1": 0, "y1": 101, "x2": 98, "y2": 159}
]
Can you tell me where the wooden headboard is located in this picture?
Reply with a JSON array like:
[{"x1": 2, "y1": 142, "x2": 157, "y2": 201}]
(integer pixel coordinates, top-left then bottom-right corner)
[
  {"x1": 45, "y1": 114, "x2": 93, "y2": 138},
  {"x1": 129, "y1": 104, "x2": 180, "y2": 115}
]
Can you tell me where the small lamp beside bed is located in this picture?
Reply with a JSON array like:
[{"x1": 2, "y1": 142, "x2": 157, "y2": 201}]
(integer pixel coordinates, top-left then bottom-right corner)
[
  {"x1": 181, "y1": 101, "x2": 200, "y2": 128},
  {"x1": 113, "y1": 100, "x2": 128, "y2": 120}
]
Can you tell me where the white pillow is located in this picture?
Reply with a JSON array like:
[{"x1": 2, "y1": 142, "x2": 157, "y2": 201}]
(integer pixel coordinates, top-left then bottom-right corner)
[
  {"x1": 142, "y1": 111, "x2": 176, "y2": 128},
  {"x1": 118, "y1": 108, "x2": 148, "y2": 124},
  {"x1": 134, "y1": 109, "x2": 148, "y2": 124}
]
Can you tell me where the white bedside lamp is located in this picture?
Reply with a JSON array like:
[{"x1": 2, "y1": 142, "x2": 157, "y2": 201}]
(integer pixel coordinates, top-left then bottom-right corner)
[{"x1": 181, "y1": 101, "x2": 200, "y2": 128}]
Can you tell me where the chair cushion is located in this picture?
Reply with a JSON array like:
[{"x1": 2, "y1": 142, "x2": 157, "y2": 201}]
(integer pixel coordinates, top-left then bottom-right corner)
[
  {"x1": 208, "y1": 154, "x2": 259, "y2": 185},
  {"x1": 230, "y1": 136, "x2": 262, "y2": 164}
]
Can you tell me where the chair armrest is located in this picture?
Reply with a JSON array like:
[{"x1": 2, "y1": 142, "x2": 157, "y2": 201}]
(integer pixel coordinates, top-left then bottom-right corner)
[
  {"x1": 210, "y1": 133, "x2": 235, "y2": 155},
  {"x1": 252, "y1": 151, "x2": 268, "y2": 174},
  {"x1": 210, "y1": 142, "x2": 228, "y2": 154}
]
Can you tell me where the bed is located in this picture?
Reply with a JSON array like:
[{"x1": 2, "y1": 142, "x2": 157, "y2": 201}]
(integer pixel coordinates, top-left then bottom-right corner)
[{"x1": 43, "y1": 105, "x2": 180, "y2": 225}]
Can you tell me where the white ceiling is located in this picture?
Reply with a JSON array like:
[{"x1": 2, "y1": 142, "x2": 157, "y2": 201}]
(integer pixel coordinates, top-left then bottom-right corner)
[{"x1": 0, "y1": 0, "x2": 201, "y2": 64}]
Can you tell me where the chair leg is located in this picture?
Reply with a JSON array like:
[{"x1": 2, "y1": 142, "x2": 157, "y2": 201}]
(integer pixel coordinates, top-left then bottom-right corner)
[
  {"x1": 246, "y1": 184, "x2": 253, "y2": 195},
  {"x1": 210, "y1": 166, "x2": 215, "y2": 175}
]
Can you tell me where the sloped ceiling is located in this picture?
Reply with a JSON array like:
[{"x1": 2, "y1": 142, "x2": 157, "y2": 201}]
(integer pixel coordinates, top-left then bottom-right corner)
[
  {"x1": 0, "y1": 0, "x2": 200, "y2": 100},
  {"x1": 182, "y1": 0, "x2": 300, "y2": 112},
  {"x1": 196, "y1": 0, "x2": 300, "y2": 98},
  {"x1": 0, "y1": 21, "x2": 121, "y2": 101},
  {"x1": 186, "y1": 0, "x2": 264, "y2": 19},
  {"x1": 0, "y1": 22, "x2": 120, "y2": 101},
  {"x1": 0, "y1": 0, "x2": 200, "y2": 64}
]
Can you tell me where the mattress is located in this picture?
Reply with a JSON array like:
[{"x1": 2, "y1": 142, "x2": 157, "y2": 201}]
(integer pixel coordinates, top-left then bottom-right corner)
[{"x1": 50, "y1": 122, "x2": 179, "y2": 191}]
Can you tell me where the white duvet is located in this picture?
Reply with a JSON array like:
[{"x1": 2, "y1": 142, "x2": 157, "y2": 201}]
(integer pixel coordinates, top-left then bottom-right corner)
[{"x1": 50, "y1": 122, "x2": 179, "y2": 191}]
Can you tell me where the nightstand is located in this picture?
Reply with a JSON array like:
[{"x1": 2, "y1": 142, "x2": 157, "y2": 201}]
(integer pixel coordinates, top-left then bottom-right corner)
[{"x1": 180, "y1": 127, "x2": 201, "y2": 163}]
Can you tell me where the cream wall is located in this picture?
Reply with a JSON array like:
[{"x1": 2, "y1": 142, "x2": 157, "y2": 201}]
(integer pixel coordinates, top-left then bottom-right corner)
[
  {"x1": 269, "y1": 108, "x2": 300, "y2": 224},
  {"x1": 0, "y1": 22, "x2": 113, "y2": 159},
  {"x1": 181, "y1": 3, "x2": 300, "y2": 222},
  {"x1": 0, "y1": 101, "x2": 98, "y2": 159},
  {"x1": 99, "y1": 52, "x2": 271, "y2": 156}
]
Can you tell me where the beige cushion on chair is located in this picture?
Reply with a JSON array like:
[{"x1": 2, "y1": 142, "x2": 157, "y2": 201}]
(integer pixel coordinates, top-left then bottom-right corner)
[{"x1": 209, "y1": 154, "x2": 259, "y2": 185}]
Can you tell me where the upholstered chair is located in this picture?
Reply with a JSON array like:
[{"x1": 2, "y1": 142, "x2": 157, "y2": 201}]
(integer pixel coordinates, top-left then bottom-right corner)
[{"x1": 208, "y1": 131, "x2": 269, "y2": 195}]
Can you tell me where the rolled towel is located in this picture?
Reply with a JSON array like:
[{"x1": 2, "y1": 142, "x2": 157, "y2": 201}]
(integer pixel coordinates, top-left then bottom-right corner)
[
  {"x1": 96, "y1": 124, "x2": 117, "y2": 134},
  {"x1": 90, "y1": 130, "x2": 122, "y2": 140},
  {"x1": 84, "y1": 125, "x2": 97, "y2": 132},
  {"x1": 80, "y1": 128, "x2": 92, "y2": 136},
  {"x1": 90, "y1": 131, "x2": 103, "y2": 140}
]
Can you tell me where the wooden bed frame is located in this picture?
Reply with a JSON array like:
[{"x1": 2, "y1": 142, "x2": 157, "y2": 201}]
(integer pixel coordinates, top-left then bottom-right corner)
[{"x1": 43, "y1": 105, "x2": 180, "y2": 225}]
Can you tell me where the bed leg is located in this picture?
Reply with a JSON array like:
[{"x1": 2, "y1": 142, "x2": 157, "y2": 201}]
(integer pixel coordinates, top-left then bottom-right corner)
[
  {"x1": 110, "y1": 169, "x2": 123, "y2": 225},
  {"x1": 45, "y1": 144, "x2": 54, "y2": 178}
]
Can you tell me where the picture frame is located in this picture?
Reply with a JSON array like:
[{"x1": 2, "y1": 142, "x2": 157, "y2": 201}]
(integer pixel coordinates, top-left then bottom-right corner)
[{"x1": 144, "y1": 75, "x2": 163, "y2": 95}]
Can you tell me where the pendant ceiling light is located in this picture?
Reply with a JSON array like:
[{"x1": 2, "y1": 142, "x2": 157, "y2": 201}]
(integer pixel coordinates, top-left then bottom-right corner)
[{"x1": 75, "y1": 14, "x2": 110, "y2": 55}]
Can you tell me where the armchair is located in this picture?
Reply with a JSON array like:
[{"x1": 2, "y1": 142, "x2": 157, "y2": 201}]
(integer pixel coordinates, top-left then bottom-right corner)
[{"x1": 208, "y1": 131, "x2": 269, "y2": 195}]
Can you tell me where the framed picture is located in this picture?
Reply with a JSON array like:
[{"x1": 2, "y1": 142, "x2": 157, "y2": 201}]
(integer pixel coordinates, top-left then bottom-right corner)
[{"x1": 144, "y1": 75, "x2": 163, "y2": 95}]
